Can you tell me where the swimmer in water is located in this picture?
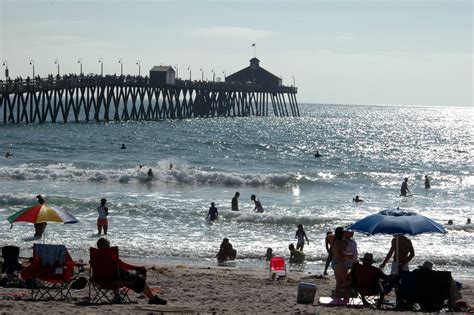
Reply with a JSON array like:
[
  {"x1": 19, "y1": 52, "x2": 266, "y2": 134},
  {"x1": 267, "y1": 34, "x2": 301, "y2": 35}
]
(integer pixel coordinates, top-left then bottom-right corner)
[
  {"x1": 147, "y1": 168, "x2": 153, "y2": 177},
  {"x1": 400, "y1": 177, "x2": 410, "y2": 197},
  {"x1": 314, "y1": 151, "x2": 321, "y2": 158},
  {"x1": 353, "y1": 195, "x2": 364, "y2": 203},
  {"x1": 251, "y1": 194, "x2": 264, "y2": 213},
  {"x1": 206, "y1": 202, "x2": 218, "y2": 221},
  {"x1": 120, "y1": 143, "x2": 126, "y2": 149},
  {"x1": 5, "y1": 152, "x2": 14, "y2": 158}
]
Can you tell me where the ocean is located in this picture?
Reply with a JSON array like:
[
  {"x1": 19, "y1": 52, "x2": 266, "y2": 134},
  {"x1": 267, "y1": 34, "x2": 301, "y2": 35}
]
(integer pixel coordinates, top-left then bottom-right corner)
[{"x1": 0, "y1": 104, "x2": 473, "y2": 279}]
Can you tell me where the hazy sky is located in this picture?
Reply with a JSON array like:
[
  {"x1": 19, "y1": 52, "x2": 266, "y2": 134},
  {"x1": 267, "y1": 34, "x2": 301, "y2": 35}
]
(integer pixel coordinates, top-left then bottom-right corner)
[{"x1": 1, "y1": 0, "x2": 472, "y2": 106}]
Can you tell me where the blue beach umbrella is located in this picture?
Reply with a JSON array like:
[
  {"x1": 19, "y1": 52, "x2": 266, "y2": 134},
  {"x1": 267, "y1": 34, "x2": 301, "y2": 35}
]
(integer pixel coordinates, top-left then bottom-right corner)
[
  {"x1": 347, "y1": 208, "x2": 447, "y2": 236},
  {"x1": 346, "y1": 208, "x2": 447, "y2": 274}
]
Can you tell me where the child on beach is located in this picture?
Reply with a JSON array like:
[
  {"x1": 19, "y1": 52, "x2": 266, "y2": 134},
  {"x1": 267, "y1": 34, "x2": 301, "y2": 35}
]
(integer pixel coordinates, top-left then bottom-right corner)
[
  {"x1": 97, "y1": 198, "x2": 109, "y2": 235},
  {"x1": 295, "y1": 224, "x2": 309, "y2": 251},
  {"x1": 265, "y1": 247, "x2": 275, "y2": 261}
]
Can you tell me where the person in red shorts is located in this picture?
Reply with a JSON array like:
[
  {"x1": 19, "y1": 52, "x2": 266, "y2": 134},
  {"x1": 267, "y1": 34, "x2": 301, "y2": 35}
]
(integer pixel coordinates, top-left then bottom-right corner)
[{"x1": 97, "y1": 198, "x2": 109, "y2": 235}]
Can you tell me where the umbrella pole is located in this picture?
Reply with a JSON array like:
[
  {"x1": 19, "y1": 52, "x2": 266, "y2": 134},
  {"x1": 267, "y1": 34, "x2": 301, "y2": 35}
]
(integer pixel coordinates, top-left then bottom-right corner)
[{"x1": 395, "y1": 235, "x2": 399, "y2": 275}]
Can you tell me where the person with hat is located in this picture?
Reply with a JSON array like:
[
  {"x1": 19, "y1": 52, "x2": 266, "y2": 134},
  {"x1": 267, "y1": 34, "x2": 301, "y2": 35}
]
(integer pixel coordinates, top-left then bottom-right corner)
[
  {"x1": 350, "y1": 252, "x2": 391, "y2": 305},
  {"x1": 97, "y1": 198, "x2": 109, "y2": 235}
]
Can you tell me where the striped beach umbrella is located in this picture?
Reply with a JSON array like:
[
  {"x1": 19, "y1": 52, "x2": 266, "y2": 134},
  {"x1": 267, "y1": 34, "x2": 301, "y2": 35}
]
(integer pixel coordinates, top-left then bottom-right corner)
[{"x1": 7, "y1": 204, "x2": 78, "y2": 226}]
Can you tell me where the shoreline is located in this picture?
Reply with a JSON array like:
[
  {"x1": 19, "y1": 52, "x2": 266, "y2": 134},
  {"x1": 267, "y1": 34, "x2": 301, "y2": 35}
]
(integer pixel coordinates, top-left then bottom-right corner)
[{"x1": 1, "y1": 261, "x2": 472, "y2": 314}]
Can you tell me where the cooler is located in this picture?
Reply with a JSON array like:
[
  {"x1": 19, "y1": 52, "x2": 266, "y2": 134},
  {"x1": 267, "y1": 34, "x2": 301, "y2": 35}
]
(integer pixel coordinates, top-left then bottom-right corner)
[{"x1": 297, "y1": 282, "x2": 317, "y2": 304}]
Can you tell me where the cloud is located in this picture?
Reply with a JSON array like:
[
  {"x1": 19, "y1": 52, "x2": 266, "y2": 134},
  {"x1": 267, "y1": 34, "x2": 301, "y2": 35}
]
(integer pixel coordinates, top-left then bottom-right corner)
[{"x1": 192, "y1": 26, "x2": 276, "y2": 39}]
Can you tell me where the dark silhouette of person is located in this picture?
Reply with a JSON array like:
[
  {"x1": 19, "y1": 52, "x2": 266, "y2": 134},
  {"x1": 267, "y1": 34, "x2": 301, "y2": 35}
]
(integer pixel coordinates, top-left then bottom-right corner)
[
  {"x1": 231, "y1": 192, "x2": 240, "y2": 211},
  {"x1": 216, "y1": 238, "x2": 236, "y2": 263},
  {"x1": 424, "y1": 175, "x2": 431, "y2": 189},
  {"x1": 251, "y1": 194, "x2": 264, "y2": 212},
  {"x1": 400, "y1": 177, "x2": 411, "y2": 196},
  {"x1": 34, "y1": 195, "x2": 47, "y2": 239},
  {"x1": 147, "y1": 169, "x2": 153, "y2": 177},
  {"x1": 206, "y1": 202, "x2": 218, "y2": 221},
  {"x1": 5, "y1": 152, "x2": 13, "y2": 158},
  {"x1": 353, "y1": 196, "x2": 364, "y2": 202},
  {"x1": 120, "y1": 144, "x2": 126, "y2": 149},
  {"x1": 314, "y1": 151, "x2": 321, "y2": 158}
]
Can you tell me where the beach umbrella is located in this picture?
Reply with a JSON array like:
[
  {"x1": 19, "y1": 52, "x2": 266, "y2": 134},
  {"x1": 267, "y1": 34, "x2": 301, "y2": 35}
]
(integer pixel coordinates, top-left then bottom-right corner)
[
  {"x1": 7, "y1": 204, "x2": 78, "y2": 226},
  {"x1": 347, "y1": 208, "x2": 447, "y2": 236},
  {"x1": 346, "y1": 207, "x2": 446, "y2": 274}
]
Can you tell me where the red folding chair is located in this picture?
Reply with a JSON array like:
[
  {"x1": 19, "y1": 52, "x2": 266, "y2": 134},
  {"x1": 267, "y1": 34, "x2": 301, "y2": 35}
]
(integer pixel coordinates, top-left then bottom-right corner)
[
  {"x1": 88, "y1": 246, "x2": 134, "y2": 304},
  {"x1": 21, "y1": 244, "x2": 75, "y2": 301},
  {"x1": 269, "y1": 256, "x2": 287, "y2": 279}
]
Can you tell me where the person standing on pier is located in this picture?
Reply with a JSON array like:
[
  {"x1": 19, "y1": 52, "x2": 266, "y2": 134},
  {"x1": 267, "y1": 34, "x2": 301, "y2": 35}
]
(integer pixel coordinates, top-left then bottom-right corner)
[{"x1": 97, "y1": 198, "x2": 109, "y2": 235}]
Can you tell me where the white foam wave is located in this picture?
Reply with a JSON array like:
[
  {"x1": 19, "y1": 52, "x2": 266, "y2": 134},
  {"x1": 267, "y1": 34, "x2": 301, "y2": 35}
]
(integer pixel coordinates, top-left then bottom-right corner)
[{"x1": 0, "y1": 163, "x2": 305, "y2": 187}]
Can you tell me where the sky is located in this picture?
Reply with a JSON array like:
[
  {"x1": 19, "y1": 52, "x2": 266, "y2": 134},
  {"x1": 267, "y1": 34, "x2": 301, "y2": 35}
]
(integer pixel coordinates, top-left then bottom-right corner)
[{"x1": 0, "y1": 0, "x2": 472, "y2": 106}]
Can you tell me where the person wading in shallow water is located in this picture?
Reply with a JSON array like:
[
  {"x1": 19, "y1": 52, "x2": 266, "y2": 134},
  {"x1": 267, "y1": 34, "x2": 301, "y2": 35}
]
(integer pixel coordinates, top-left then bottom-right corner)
[
  {"x1": 97, "y1": 198, "x2": 109, "y2": 235},
  {"x1": 400, "y1": 177, "x2": 411, "y2": 196}
]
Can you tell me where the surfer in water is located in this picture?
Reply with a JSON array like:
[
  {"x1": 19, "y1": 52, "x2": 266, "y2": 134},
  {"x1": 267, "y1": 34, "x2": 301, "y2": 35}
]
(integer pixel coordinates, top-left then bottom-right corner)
[
  {"x1": 400, "y1": 177, "x2": 411, "y2": 197},
  {"x1": 251, "y1": 194, "x2": 264, "y2": 213}
]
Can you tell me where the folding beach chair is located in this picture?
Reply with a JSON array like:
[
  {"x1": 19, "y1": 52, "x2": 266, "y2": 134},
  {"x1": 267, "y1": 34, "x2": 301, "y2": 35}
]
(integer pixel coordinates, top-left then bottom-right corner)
[
  {"x1": 20, "y1": 244, "x2": 75, "y2": 301},
  {"x1": 1, "y1": 245, "x2": 23, "y2": 275},
  {"x1": 397, "y1": 269, "x2": 451, "y2": 312},
  {"x1": 88, "y1": 246, "x2": 132, "y2": 304},
  {"x1": 269, "y1": 256, "x2": 287, "y2": 279},
  {"x1": 350, "y1": 262, "x2": 385, "y2": 308}
]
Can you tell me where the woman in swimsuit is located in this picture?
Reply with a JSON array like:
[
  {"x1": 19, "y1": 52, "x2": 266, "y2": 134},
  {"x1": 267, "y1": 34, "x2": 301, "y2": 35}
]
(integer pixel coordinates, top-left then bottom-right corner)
[{"x1": 331, "y1": 226, "x2": 353, "y2": 298}]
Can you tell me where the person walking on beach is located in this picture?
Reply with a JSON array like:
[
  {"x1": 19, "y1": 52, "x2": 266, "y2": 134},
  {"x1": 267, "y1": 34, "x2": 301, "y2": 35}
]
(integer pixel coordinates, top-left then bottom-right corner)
[
  {"x1": 34, "y1": 195, "x2": 47, "y2": 239},
  {"x1": 400, "y1": 177, "x2": 411, "y2": 196},
  {"x1": 295, "y1": 224, "x2": 310, "y2": 251},
  {"x1": 251, "y1": 194, "x2": 264, "y2": 213},
  {"x1": 206, "y1": 202, "x2": 218, "y2": 221},
  {"x1": 424, "y1": 175, "x2": 431, "y2": 189},
  {"x1": 379, "y1": 234, "x2": 414, "y2": 274},
  {"x1": 97, "y1": 198, "x2": 109, "y2": 235},
  {"x1": 323, "y1": 231, "x2": 334, "y2": 275},
  {"x1": 231, "y1": 192, "x2": 240, "y2": 211}
]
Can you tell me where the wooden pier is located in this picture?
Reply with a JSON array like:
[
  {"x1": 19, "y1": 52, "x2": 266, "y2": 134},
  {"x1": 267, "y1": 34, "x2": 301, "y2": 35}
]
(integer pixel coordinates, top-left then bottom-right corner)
[{"x1": 0, "y1": 75, "x2": 299, "y2": 124}]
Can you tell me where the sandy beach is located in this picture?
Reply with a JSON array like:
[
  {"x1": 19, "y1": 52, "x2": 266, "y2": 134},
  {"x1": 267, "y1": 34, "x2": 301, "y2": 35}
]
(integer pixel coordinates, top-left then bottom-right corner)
[{"x1": 1, "y1": 262, "x2": 472, "y2": 314}]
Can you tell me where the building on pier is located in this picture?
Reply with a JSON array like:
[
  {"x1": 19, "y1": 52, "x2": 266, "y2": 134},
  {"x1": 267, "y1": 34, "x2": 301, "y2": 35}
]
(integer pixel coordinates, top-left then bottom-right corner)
[
  {"x1": 149, "y1": 66, "x2": 175, "y2": 85},
  {"x1": 225, "y1": 58, "x2": 282, "y2": 88}
]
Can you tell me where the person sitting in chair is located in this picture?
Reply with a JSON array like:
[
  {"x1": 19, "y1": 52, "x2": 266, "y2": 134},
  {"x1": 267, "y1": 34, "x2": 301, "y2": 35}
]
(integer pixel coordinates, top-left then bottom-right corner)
[
  {"x1": 351, "y1": 253, "x2": 391, "y2": 306},
  {"x1": 96, "y1": 238, "x2": 167, "y2": 305},
  {"x1": 215, "y1": 238, "x2": 237, "y2": 263}
]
